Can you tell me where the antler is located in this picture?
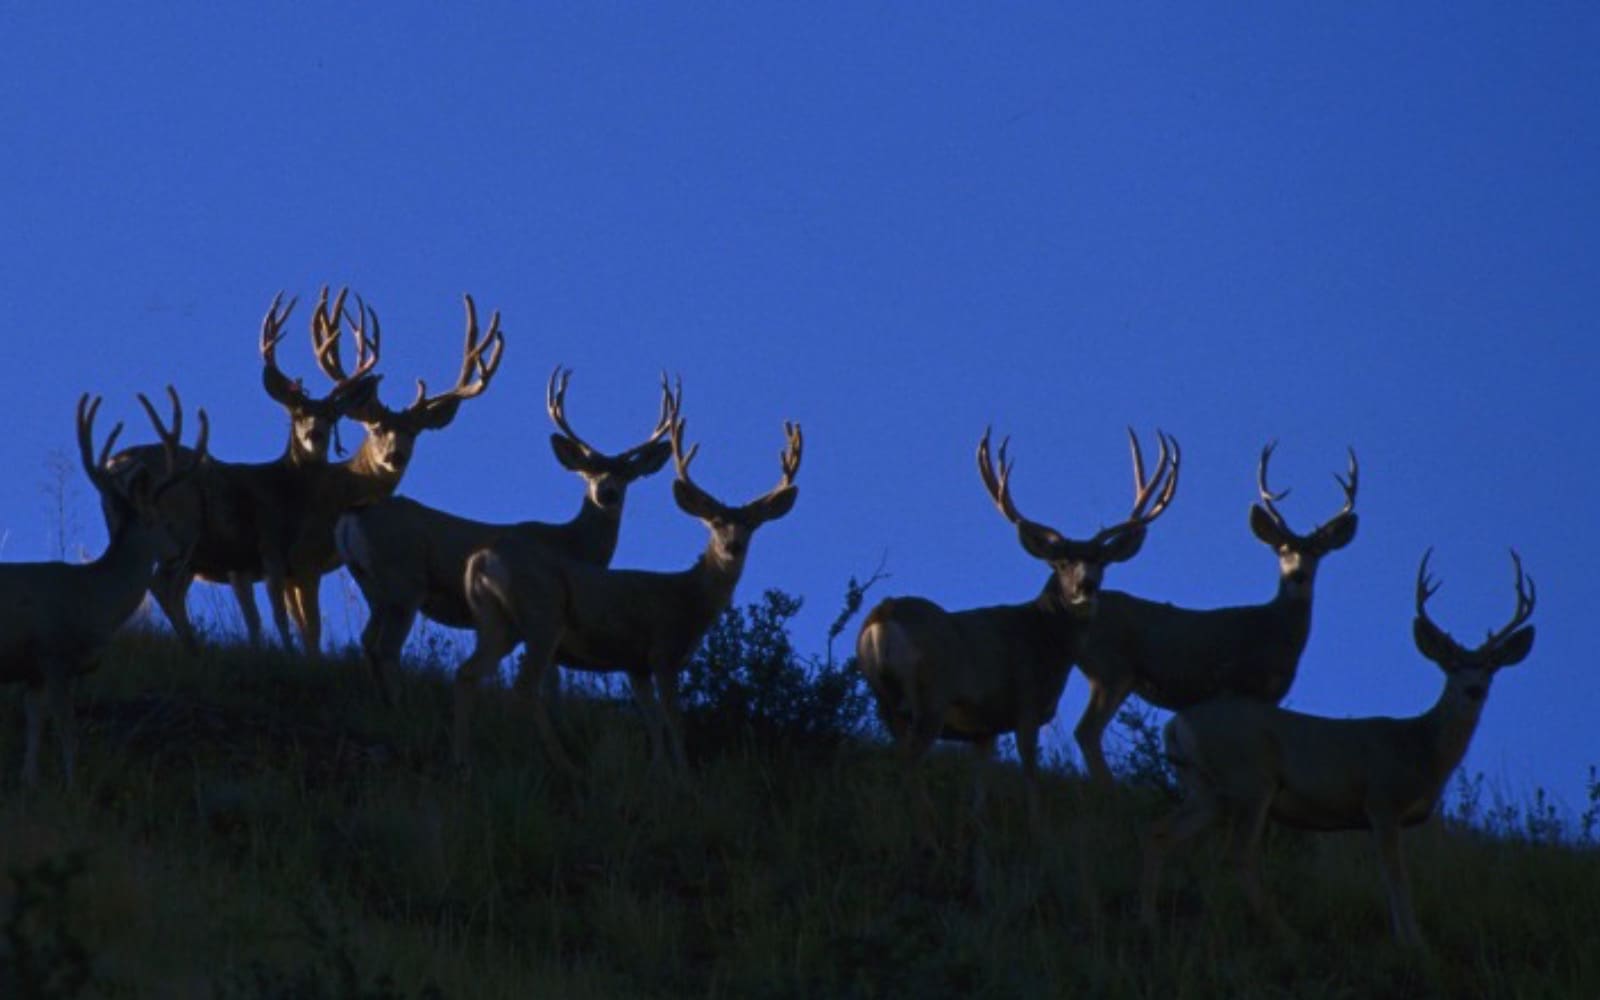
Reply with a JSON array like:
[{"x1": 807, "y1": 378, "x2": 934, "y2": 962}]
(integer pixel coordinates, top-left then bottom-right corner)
[
  {"x1": 976, "y1": 428, "x2": 1042, "y2": 531},
  {"x1": 775, "y1": 422, "x2": 803, "y2": 490},
  {"x1": 312, "y1": 286, "x2": 381, "y2": 388},
  {"x1": 135, "y1": 385, "x2": 210, "y2": 490},
  {"x1": 546, "y1": 365, "x2": 587, "y2": 451},
  {"x1": 412, "y1": 294, "x2": 503, "y2": 407},
  {"x1": 75, "y1": 395, "x2": 123, "y2": 495},
  {"x1": 1257, "y1": 442, "x2": 1359, "y2": 532},
  {"x1": 260, "y1": 292, "x2": 306, "y2": 406},
  {"x1": 666, "y1": 376, "x2": 701, "y2": 485},
  {"x1": 1487, "y1": 549, "x2": 1537, "y2": 649},
  {"x1": 1087, "y1": 429, "x2": 1179, "y2": 548}
]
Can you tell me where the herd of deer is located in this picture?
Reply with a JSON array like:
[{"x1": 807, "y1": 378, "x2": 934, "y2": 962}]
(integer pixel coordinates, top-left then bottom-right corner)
[{"x1": 0, "y1": 288, "x2": 1538, "y2": 949}]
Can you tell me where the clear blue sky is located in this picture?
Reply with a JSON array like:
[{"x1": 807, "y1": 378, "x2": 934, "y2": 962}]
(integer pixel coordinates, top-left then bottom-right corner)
[{"x1": 2, "y1": 5, "x2": 1594, "y2": 812}]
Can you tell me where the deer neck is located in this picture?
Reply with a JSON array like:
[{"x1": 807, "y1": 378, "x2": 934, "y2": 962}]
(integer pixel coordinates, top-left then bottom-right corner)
[
  {"x1": 333, "y1": 439, "x2": 407, "y2": 504},
  {"x1": 1031, "y1": 576, "x2": 1096, "y2": 644},
  {"x1": 689, "y1": 545, "x2": 746, "y2": 617},
  {"x1": 564, "y1": 497, "x2": 623, "y2": 567},
  {"x1": 85, "y1": 521, "x2": 165, "y2": 634},
  {"x1": 1419, "y1": 683, "x2": 1488, "y2": 781}
]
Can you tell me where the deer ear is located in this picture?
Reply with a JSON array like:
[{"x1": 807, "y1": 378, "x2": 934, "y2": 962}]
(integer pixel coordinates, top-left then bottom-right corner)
[
  {"x1": 748, "y1": 485, "x2": 798, "y2": 523},
  {"x1": 1097, "y1": 525, "x2": 1147, "y2": 565},
  {"x1": 628, "y1": 439, "x2": 673, "y2": 477},
  {"x1": 1250, "y1": 505, "x2": 1290, "y2": 547},
  {"x1": 549, "y1": 434, "x2": 588, "y2": 471},
  {"x1": 1412, "y1": 617, "x2": 1458, "y2": 666},
  {"x1": 673, "y1": 479, "x2": 724, "y2": 521},
  {"x1": 1314, "y1": 513, "x2": 1358, "y2": 552},
  {"x1": 1017, "y1": 522, "x2": 1065, "y2": 562},
  {"x1": 1494, "y1": 626, "x2": 1536, "y2": 668},
  {"x1": 411, "y1": 398, "x2": 463, "y2": 432}
]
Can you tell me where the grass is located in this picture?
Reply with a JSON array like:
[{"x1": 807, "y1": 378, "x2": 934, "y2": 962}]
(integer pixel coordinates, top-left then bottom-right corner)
[{"x1": 1, "y1": 621, "x2": 1597, "y2": 998}]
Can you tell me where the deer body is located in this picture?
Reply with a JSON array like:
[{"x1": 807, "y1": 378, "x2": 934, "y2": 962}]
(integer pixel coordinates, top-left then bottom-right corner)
[
  {"x1": 338, "y1": 370, "x2": 671, "y2": 700},
  {"x1": 1071, "y1": 444, "x2": 1358, "y2": 784},
  {"x1": 3, "y1": 390, "x2": 207, "y2": 785},
  {"x1": 271, "y1": 292, "x2": 505, "y2": 656},
  {"x1": 1082, "y1": 591, "x2": 1309, "y2": 709},
  {"x1": 1140, "y1": 550, "x2": 1537, "y2": 948},
  {"x1": 106, "y1": 291, "x2": 376, "y2": 651},
  {"x1": 855, "y1": 429, "x2": 1179, "y2": 824},
  {"x1": 454, "y1": 384, "x2": 801, "y2": 775},
  {"x1": 858, "y1": 588, "x2": 1089, "y2": 744}
]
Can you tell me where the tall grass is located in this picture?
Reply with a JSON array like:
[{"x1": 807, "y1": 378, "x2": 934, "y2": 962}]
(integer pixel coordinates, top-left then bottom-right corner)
[{"x1": 1, "y1": 593, "x2": 1596, "y2": 997}]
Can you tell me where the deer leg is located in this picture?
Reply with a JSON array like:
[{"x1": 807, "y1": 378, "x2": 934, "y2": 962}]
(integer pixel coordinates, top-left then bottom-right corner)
[
  {"x1": 229, "y1": 574, "x2": 264, "y2": 646},
  {"x1": 263, "y1": 564, "x2": 296, "y2": 650},
  {"x1": 1015, "y1": 723, "x2": 1045, "y2": 835},
  {"x1": 363, "y1": 602, "x2": 418, "y2": 705},
  {"x1": 626, "y1": 671, "x2": 674, "y2": 769},
  {"x1": 150, "y1": 565, "x2": 201, "y2": 653},
  {"x1": 655, "y1": 664, "x2": 689, "y2": 773},
  {"x1": 453, "y1": 600, "x2": 516, "y2": 772},
  {"x1": 1075, "y1": 677, "x2": 1133, "y2": 787},
  {"x1": 1140, "y1": 786, "x2": 1220, "y2": 931},
  {"x1": 511, "y1": 635, "x2": 581, "y2": 779},
  {"x1": 1229, "y1": 789, "x2": 1289, "y2": 937},
  {"x1": 288, "y1": 580, "x2": 323, "y2": 658},
  {"x1": 21, "y1": 682, "x2": 46, "y2": 788},
  {"x1": 1371, "y1": 817, "x2": 1423, "y2": 948},
  {"x1": 46, "y1": 668, "x2": 78, "y2": 790}
]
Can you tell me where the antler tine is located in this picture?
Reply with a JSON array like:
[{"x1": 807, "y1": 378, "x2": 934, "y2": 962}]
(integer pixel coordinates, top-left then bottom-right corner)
[
  {"x1": 1256, "y1": 440, "x2": 1291, "y2": 526},
  {"x1": 450, "y1": 294, "x2": 504, "y2": 400},
  {"x1": 75, "y1": 394, "x2": 122, "y2": 492},
  {"x1": 666, "y1": 378, "x2": 698, "y2": 480},
  {"x1": 545, "y1": 365, "x2": 587, "y2": 446},
  {"x1": 1334, "y1": 446, "x2": 1360, "y2": 517},
  {"x1": 1489, "y1": 548, "x2": 1537, "y2": 646},
  {"x1": 1088, "y1": 429, "x2": 1179, "y2": 547},
  {"x1": 1415, "y1": 546, "x2": 1441, "y2": 616},
  {"x1": 342, "y1": 292, "x2": 381, "y2": 383},
  {"x1": 976, "y1": 427, "x2": 1024, "y2": 524},
  {"x1": 777, "y1": 421, "x2": 803, "y2": 488},
  {"x1": 1129, "y1": 428, "x2": 1177, "y2": 521},
  {"x1": 260, "y1": 291, "x2": 297, "y2": 357},
  {"x1": 135, "y1": 385, "x2": 208, "y2": 477}
]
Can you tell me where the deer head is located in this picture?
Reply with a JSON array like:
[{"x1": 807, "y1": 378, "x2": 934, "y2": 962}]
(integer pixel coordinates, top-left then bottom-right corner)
[
  {"x1": 82, "y1": 386, "x2": 210, "y2": 563},
  {"x1": 318, "y1": 292, "x2": 505, "y2": 476},
  {"x1": 1249, "y1": 442, "x2": 1359, "y2": 600},
  {"x1": 546, "y1": 366, "x2": 674, "y2": 514},
  {"x1": 1413, "y1": 548, "x2": 1537, "y2": 706},
  {"x1": 978, "y1": 427, "x2": 1180, "y2": 616},
  {"x1": 667, "y1": 379, "x2": 802, "y2": 568},
  {"x1": 260, "y1": 290, "x2": 378, "y2": 463}
]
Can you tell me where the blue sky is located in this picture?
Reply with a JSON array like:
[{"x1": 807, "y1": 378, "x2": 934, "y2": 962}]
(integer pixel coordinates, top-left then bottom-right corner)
[{"x1": 2, "y1": 4, "x2": 1594, "y2": 811}]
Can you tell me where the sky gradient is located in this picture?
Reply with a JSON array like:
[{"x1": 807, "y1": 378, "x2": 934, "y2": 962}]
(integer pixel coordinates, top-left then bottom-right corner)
[{"x1": 2, "y1": 5, "x2": 1594, "y2": 813}]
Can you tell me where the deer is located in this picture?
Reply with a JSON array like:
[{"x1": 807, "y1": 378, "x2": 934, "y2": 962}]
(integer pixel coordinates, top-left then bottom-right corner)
[
  {"x1": 1139, "y1": 548, "x2": 1537, "y2": 948},
  {"x1": 2, "y1": 387, "x2": 208, "y2": 786},
  {"x1": 103, "y1": 290, "x2": 378, "y2": 652},
  {"x1": 336, "y1": 366, "x2": 673, "y2": 703},
  {"x1": 855, "y1": 428, "x2": 1180, "y2": 825},
  {"x1": 1071, "y1": 442, "x2": 1359, "y2": 785},
  {"x1": 275, "y1": 290, "x2": 506, "y2": 656},
  {"x1": 453, "y1": 380, "x2": 801, "y2": 776}
]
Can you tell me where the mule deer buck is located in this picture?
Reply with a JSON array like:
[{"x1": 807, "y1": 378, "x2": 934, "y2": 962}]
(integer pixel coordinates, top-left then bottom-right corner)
[
  {"x1": 454, "y1": 380, "x2": 801, "y2": 775},
  {"x1": 337, "y1": 366, "x2": 673, "y2": 702},
  {"x1": 2, "y1": 388, "x2": 208, "y2": 786},
  {"x1": 855, "y1": 428, "x2": 1179, "y2": 822},
  {"x1": 1139, "y1": 549, "x2": 1537, "y2": 948},
  {"x1": 104, "y1": 290, "x2": 377, "y2": 651},
  {"x1": 1071, "y1": 442, "x2": 1359, "y2": 784},
  {"x1": 275, "y1": 290, "x2": 505, "y2": 655}
]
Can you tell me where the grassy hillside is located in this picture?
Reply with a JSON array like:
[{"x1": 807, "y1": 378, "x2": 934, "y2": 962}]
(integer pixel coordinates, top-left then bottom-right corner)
[{"x1": 1, "y1": 599, "x2": 1596, "y2": 998}]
